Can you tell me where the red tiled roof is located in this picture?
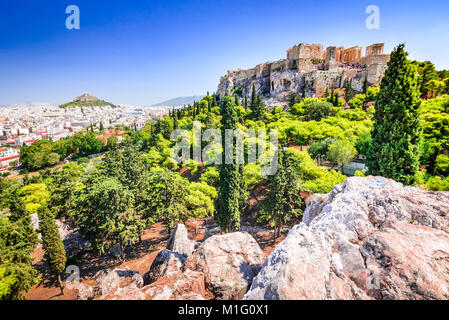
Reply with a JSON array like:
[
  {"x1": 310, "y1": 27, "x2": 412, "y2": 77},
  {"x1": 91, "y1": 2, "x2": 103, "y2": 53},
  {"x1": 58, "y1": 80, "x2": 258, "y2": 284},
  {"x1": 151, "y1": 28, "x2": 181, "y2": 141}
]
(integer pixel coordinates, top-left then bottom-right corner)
[{"x1": 0, "y1": 155, "x2": 20, "y2": 162}]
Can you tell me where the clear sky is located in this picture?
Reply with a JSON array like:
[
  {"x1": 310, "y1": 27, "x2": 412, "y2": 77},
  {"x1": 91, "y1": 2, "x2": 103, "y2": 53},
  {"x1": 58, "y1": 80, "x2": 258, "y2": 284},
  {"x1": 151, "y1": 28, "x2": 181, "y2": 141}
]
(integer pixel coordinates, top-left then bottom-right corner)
[{"x1": 0, "y1": 0, "x2": 448, "y2": 106}]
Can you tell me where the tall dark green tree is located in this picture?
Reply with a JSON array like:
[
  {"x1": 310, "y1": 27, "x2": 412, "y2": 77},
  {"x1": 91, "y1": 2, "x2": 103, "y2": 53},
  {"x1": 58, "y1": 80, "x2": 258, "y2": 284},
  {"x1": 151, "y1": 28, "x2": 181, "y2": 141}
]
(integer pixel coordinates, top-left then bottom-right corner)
[
  {"x1": 366, "y1": 44, "x2": 422, "y2": 185},
  {"x1": 288, "y1": 92, "x2": 301, "y2": 108},
  {"x1": 258, "y1": 148, "x2": 303, "y2": 240},
  {"x1": 173, "y1": 112, "x2": 178, "y2": 130},
  {"x1": 333, "y1": 92, "x2": 339, "y2": 106},
  {"x1": 0, "y1": 192, "x2": 39, "y2": 300},
  {"x1": 249, "y1": 84, "x2": 266, "y2": 121},
  {"x1": 38, "y1": 206, "x2": 66, "y2": 294},
  {"x1": 216, "y1": 96, "x2": 242, "y2": 232}
]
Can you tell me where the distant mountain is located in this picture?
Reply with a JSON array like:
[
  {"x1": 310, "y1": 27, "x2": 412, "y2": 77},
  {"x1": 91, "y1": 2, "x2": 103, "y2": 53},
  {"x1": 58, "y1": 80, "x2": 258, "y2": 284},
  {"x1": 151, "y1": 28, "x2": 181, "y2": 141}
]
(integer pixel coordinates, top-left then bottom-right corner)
[
  {"x1": 151, "y1": 95, "x2": 204, "y2": 107},
  {"x1": 59, "y1": 93, "x2": 117, "y2": 108},
  {"x1": 1, "y1": 102, "x2": 56, "y2": 109}
]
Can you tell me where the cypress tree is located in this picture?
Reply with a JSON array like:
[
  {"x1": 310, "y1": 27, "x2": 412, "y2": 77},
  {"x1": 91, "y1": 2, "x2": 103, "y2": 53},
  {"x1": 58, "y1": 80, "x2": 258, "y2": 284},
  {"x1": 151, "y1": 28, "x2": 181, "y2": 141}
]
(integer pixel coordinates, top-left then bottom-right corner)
[
  {"x1": 173, "y1": 112, "x2": 178, "y2": 130},
  {"x1": 38, "y1": 206, "x2": 66, "y2": 294},
  {"x1": 258, "y1": 148, "x2": 303, "y2": 240},
  {"x1": 235, "y1": 95, "x2": 240, "y2": 106},
  {"x1": 244, "y1": 95, "x2": 248, "y2": 110},
  {"x1": 216, "y1": 96, "x2": 241, "y2": 232},
  {"x1": 333, "y1": 92, "x2": 339, "y2": 106},
  {"x1": 329, "y1": 88, "x2": 335, "y2": 103},
  {"x1": 366, "y1": 44, "x2": 422, "y2": 185}
]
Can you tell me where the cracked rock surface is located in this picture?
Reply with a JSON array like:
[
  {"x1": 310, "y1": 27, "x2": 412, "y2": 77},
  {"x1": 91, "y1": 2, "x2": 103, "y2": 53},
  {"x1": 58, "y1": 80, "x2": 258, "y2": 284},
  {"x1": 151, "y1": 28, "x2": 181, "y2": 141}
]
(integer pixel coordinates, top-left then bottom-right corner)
[{"x1": 244, "y1": 176, "x2": 449, "y2": 300}]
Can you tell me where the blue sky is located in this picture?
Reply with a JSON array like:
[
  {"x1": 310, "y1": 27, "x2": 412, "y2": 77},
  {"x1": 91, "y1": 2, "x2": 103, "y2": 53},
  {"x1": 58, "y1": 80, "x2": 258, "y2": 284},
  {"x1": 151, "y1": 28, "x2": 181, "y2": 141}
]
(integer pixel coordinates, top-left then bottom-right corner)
[{"x1": 0, "y1": 0, "x2": 448, "y2": 106}]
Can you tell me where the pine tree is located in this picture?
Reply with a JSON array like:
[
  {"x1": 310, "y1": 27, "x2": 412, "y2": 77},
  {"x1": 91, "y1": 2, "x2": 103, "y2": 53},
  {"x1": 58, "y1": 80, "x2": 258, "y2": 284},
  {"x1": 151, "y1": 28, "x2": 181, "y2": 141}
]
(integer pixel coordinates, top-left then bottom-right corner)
[
  {"x1": 244, "y1": 95, "x2": 248, "y2": 110},
  {"x1": 344, "y1": 79, "x2": 354, "y2": 102},
  {"x1": 216, "y1": 96, "x2": 241, "y2": 232},
  {"x1": 0, "y1": 193, "x2": 39, "y2": 300},
  {"x1": 173, "y1": 112, "x2": 178, "y2": 130},
  {"x1": 302, "y1": 85, "x2": 306, "y2": 99},
  {"x1": 366, "y1": 44, "x2": 422, "y2": 185},
  {"x1": 258, "y1": 148, "x2": 303, "y2": 240},
  {"x1": 38, "y1": 206, "x2": 66, "y2": 294},
  {"x1": 333, "y1": 92, "x2": 339, "y2": 106},
  {"x1": 329, "y1": 88, "x2": 335, "y2": 103},
  {"x1": 288, "y1": 92, "x2": 301, "y2": 108},
  {"x1": 235, "y1": 95, "x2": 240, "y2": 106}
]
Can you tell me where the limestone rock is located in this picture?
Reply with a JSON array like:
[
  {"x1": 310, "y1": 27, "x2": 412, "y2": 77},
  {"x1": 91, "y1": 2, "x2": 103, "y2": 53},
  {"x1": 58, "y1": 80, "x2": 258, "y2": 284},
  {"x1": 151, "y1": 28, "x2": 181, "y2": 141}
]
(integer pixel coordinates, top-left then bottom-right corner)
[
  {"x1": 245, "y1": 176, "x2": 449, "y2": 300},
  {"x1": 142, "y1": 269, "x2": 207, "y2": 300},
  {"x1": 166, "y1": 223, "x2": 195, "y2": 257},
  {"x1": 143, "y1": 249, "x2": 185, "y2": 286},
  {"x1": 185, "y1": 232, "x2": 265, "y2": 300},
  {"x1": 75, "y1": 282, "x2": 95, "y2": 300},
  {"x1": 94, "y1": 267, "x2": 143, "y2": 298}
]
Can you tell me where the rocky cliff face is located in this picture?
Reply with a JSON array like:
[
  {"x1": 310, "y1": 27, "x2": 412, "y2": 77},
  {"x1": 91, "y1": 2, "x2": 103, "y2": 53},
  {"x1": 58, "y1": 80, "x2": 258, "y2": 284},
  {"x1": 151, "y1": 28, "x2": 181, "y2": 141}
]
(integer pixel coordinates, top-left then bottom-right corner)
[
  {"x1": 217, "y1": 42, "x2": 389, "y2": 107},
  {"x1": 244, "y1": 176, "x2": 449, "y2": 300}
]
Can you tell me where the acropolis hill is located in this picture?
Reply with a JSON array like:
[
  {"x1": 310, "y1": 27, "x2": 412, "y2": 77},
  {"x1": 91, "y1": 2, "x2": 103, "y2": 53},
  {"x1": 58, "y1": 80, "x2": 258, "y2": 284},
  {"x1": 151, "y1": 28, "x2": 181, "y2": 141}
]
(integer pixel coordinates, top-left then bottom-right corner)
[{"x1": 217, "y1": 42, "x2": 390, "y2": 106}]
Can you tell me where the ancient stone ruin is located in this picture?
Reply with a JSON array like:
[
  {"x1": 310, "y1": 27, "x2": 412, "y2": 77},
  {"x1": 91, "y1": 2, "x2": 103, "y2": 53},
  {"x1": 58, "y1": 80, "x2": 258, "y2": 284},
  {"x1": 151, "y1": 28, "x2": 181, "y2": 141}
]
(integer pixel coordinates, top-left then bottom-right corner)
[{"x1": 217, "y1": 42, "x2": 390, "y2": 107}]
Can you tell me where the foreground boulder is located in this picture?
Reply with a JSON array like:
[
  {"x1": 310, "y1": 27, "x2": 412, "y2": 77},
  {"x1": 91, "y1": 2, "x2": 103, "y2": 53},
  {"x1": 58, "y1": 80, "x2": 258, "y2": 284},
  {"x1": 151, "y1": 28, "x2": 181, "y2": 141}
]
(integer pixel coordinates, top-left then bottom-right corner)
[
  {"x1": 142, "y1": 269, "x2": 207, "y2": 300},
  {"x1": 77, "y1": 267, "x2": 144, "y2": 300},
  {"x1": 185, "y1": 232, "x2": 265, "y2": 300},
  {"x1": 143, "y1": 249, "x2": 185, "y2": 285},
  {"x1": 245, "y1": 176, "x2": 449, "y2": 300},
  {"x1": 166, "y1": 223, "x2": 196, "y2": 257}
]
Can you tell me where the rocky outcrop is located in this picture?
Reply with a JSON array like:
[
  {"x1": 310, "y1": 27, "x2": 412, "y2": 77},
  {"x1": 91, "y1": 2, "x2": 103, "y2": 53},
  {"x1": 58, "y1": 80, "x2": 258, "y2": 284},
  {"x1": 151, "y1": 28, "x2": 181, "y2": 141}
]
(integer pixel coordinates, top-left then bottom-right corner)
[
  {"x1": 244, "y1": 176, "x2": 449, "y2": 300},
  {"x1": 78, "y1": 230, "x2": 265, "y2": 300},
  {"x1": 94, "y1": 267, "x2": 144, "y2": 299},
  {"x1": 76, "y1": 267, "x2": 144, "y2": 300},
  {"x1": 185, "y1": 232, "x2": 266, "y2": 300},
  {"x1": 142, "y1": 269, "x2": 207, "y2": 300},
  {"x1": 217, "y1": 42, "x2": 390, "y2": 107},
  {"x1": 166, "y1": 224, "x2": 196, "y2": 257},
  {"x1": 143, "y1": 249, "x2": 185, "y2": 285}
]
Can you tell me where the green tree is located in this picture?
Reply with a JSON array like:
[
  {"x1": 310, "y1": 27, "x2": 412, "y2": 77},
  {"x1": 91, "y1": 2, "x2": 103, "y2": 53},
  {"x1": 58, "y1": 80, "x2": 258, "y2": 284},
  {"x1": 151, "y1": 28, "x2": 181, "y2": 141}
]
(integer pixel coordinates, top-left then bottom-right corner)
[
  {"x1": 216, "y1": 96, "x2": 242, "y2": 232},
  {"x1": 138, "y1": 168, "x2": 189, "y2": 232},
  {"x1": 0, "y1": 192, "x2": 38, "y2": 300},
  {"x1": 308, "y1": 137, "x2": 337, "y2": 165},
  {"x1": 70, "y1": 169, "x2": 143, "y2": 254},
  {"x1": 38, "y1": 206, "x2": 66, "y2": 294},
  {"x1": 366, "y1": 44, "x2": 422, "y2": 185},
  {"x1": 288, "y1": 92, "x2": 301, "y2": 108},
  {"x1": 327, "y1": 140, "x2": 358, "y2": 171},
  {"x1": 258, "y1": 149, "x2": 303, "y2": 240}
]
